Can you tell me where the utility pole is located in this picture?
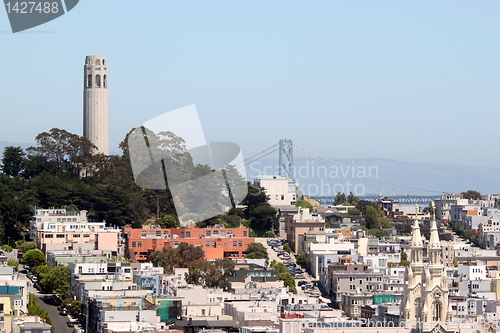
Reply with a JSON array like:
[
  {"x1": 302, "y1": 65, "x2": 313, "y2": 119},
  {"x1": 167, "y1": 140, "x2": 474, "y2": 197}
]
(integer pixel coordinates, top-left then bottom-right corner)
[{"x1": 156, "y1": 197, "x2": 160, "y2": 220}]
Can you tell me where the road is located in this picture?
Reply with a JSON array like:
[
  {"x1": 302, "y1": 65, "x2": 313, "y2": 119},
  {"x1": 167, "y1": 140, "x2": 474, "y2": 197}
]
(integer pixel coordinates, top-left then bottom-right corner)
[
  {"x1": 255, "y1": 238, "x2": 330, "y2": 303},
  {"x1": 16, "y1": 265, "x2": 76, "y2": 333}
]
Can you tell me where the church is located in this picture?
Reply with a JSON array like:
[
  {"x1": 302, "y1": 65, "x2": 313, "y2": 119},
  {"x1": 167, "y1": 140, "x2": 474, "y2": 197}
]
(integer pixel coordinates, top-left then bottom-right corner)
[{"x1": 401, "y1": 218, "x2": 454, "y2": 332}]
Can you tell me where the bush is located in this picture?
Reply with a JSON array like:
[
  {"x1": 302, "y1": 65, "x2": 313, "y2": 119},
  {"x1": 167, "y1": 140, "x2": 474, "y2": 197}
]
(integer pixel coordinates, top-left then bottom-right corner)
[
  {"x1": 7, "y1": 259, "x2": 18, "y2": 268},
  {"x1": 1, "y1": 245, "x2": 13, "y2": 252}
]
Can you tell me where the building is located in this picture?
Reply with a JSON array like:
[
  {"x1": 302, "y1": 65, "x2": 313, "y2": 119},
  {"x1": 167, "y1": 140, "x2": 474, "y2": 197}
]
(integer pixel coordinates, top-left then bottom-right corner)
[
  {"x1": 254, "y1": 176, "x2": 298, "y2": 207},
  {"x1": 400, "y1": 219, "x2": 452, "y2": 330},
  {"x1": 84, "y1": 55, "x2": 109, "y2": 155},
  {"x1": 124, "y1": 226, "x2": 254, "y2": 262},
  {"x1": 29, "y1": 209, "x2": 123, "y2": 255},
  {"x1": 284, "y1": 209, "x2": 325, "y2": 253}
]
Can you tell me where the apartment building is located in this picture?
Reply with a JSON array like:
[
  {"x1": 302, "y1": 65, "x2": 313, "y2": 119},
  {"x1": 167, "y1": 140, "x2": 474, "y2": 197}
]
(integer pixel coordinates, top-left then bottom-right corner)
[
  {"x1": 124, "y1": 226, "x2": 254, "y2": 262},
  {"x1": 29, "y1": 209, "x2": 123, "y2": 255}
]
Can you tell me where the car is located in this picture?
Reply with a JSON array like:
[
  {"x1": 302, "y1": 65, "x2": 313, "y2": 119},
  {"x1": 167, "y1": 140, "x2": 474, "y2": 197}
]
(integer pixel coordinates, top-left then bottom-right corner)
[
  {"x1": 57, "y1": 305, "x2": 64, "y2": 311},
  {"x1": 294, "y1": 274, "x2": 305, "y2": 279},
  {"x1": 67, "y1": 321, "x2": 75, "y2": 327},
  {"x1": 298, "y1": 280, "x2": 308, "y2": 286},
  {"x1": 60, "y1": 310, "x2": 68, "y2": 316}
]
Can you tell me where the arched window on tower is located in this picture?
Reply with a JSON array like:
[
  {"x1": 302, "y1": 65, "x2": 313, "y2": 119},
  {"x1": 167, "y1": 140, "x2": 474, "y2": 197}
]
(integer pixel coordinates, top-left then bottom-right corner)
[
  {"x1": 87, "y1": 74, "x2": 92, "y2": 88},
  {"x1": 103, "y1": 75, "x2": 107, "y2": 88},
  {"x1": 103, "y1": 59, "x2": 106, "y2": 65},
  {"x1": 414, "y1": 298, "x2": 422, "y2": 321},
  {"x1": 432, "y1": 301, "x2": 442, "y2": 322},
  {"x1": 95, "y1": 74, "x2": 101, "y2": 87},
  {"x1": 95, "y1": 59, "x2": 101, "y2": 66}
]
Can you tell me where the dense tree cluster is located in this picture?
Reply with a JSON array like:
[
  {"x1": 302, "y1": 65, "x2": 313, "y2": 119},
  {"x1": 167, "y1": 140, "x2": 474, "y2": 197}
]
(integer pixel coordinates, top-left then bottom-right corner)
[
  {"x1": 243, "y1": 242, "x2": 269, "y2": 259},
  {"x1": 332, "y1": 192, "x2": 393, "y2": 235},
  {"x1": 150, "y1": 242, "x2": 235, "y2": 288},
  {"x1": 32, "y1": 265, "x2": 71, "y2": 299},
  {"x1": 240, "y1": 184, "x2": 277, "y2": 236},
  {"x1": 269, "y1": 260, "x2": 296, "y2": 293}
]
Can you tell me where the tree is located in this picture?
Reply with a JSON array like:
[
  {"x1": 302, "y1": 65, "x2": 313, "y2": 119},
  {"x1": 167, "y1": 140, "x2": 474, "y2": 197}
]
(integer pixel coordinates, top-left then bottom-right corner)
[
  {"x1": 244, "y1": 243, "x2": 269, "y2": 259},
  {"x1": 155, "y1": 214, "x2": 180, "y2": 228},
  {"x1": 422, "y1": 206, "x2": 436, "y2": 216},
  {"x1": 462, "y1": 190, "x2": 482, "y2": 200},
  {"x1": 27, "y1": 128, "x2": 97, "y2": 175},
  {"x1": 1, "y1": 146, "x2": 26, "y2": 177},
  {"x1": 69, "y1": 301, "x2": 83, "y2": 317},
  {"x1": 296, "y1": 200, "x2": 313, "y2": 210},
  {"x1": 269, "y1": 261, "x2": 288, "y2": 275},
  {"x1": 20, "y1": 241, "x2": 37, "y2": 253},
  {"x1": 185, "y1": 259, "x2": 225, "y2": 288},
  {"x1": 278, "y1": 272, "x2": 297, "y2": 294},
  {"x1": 333, "y1": 192, "x2": 347, "y2": 205},
  {"x1": 22, "y1": 249, "x2": 46, "y2": 267},
  {"x1": 296, "y1": 253, "x2": 308, "y2": 266},
  {"x1": 283, "y1": 243, "x2": 292, "y2": 254},
  {"x1": 7, "y1": 259, "x2": 18, "y2": 267},
  {"x1": 39, "y1": 266, "x2": 71, "y2": 298},
  {"x1": 150, "y1": 242, "x2": 204, "y2": 274}
]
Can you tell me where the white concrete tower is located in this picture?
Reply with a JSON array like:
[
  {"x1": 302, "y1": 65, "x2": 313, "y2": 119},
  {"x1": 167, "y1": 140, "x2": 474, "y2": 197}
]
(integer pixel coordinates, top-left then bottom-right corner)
[{"x1": 83, "y1": 55, "x2": 109, "y2": 155}]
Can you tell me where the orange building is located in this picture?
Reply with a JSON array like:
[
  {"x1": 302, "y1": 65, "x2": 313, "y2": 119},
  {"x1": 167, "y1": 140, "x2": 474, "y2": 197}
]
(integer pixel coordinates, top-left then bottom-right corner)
[{"x1": 124, "y1": 226, "x2": 255, "y2": 262}]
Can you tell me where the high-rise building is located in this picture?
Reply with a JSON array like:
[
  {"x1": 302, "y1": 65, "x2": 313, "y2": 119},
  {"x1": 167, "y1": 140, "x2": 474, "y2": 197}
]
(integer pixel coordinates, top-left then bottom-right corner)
[{"x1": 83, "y1": 55, "x2": 109, "y2": 155}]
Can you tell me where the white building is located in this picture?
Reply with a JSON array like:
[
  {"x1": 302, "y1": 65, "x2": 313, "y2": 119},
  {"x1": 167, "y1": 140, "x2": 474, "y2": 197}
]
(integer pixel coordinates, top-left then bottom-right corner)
[{"x1": 254, "y1": 175, "x2": 298, "y2": 207}]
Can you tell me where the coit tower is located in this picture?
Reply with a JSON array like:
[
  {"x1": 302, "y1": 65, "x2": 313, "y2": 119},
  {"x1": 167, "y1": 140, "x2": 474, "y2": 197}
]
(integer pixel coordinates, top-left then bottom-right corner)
[{"x1": 83, "y1": 55, "x2": 109, "y2": 155}]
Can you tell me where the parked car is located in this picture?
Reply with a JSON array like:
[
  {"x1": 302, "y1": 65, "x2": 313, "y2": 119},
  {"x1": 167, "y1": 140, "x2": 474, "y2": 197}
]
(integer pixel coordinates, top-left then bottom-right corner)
[
  {"x1": 294, "y1": 274, "x2": 305, "y2": 279},
  {"x1": 67, "y1": 321, "x2": 75, "y2": 327},
  {"x1": 60, "y1": 310, "x2": 68, "y2": 316},
  {"x1": 298, "y1": 280, "x2": 308, "y2": 286}
]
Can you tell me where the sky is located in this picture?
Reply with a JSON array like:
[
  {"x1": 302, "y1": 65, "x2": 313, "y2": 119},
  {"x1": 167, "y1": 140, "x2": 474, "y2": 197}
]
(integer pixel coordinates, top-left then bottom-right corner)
[{"x1": 1, "y1": 1, "x2": 500, "y2": 168}]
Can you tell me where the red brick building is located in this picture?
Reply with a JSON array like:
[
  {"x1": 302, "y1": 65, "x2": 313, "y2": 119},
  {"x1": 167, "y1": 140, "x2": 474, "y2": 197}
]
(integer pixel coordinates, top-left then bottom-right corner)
[{"x1": 124, "y1": 226, "x2": 255, "y2": 262}]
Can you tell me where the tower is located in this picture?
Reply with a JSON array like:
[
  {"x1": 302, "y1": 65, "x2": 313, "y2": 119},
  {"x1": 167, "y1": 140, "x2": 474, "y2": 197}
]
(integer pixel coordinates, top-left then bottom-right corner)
[
  {"x1": 279, "y1": 139, "x2": 294, "y2": 179},
  {"x1": 401, "y1": 213, "x2": 453, "y2": 332},
  {"x1": 83, "y1": 55, "x2": 109, "y2": 155}
]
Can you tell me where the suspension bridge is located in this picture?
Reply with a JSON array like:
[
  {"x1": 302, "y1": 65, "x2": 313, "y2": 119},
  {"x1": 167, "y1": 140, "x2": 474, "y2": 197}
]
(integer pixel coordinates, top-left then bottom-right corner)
[{"x1": 240, "y1": 139, "x2": 445, "y2": 204}]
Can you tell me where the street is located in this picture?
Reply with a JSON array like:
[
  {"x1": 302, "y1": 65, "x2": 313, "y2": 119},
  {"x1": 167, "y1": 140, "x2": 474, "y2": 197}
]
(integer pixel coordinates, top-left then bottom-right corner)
[{"x1": 10, "y1": 256, "x2": 77, "y2": 333}]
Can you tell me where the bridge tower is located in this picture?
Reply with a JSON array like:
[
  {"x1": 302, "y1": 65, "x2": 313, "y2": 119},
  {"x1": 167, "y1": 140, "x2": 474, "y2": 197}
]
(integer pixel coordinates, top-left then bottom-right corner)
[{"x1": 279, "y1": 139, "x2": 294, "y2": 179}]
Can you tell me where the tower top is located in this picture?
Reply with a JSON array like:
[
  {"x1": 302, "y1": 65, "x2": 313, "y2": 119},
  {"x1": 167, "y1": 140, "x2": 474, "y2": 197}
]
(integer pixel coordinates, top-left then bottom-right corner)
[
  {"x1": 429, "y1": 219, "x2": 440, "y2": 249},
  {"x1": 411, "y1": 219, "x2": 423, "y2": 248},
  {"x1": 85, "y1": 55, "x2": 107, "y2": 66}
]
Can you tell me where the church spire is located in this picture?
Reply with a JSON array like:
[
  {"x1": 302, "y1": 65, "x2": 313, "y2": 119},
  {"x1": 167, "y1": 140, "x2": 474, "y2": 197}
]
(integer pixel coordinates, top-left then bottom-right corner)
[
  {"x1": 429, "y1": 219, "x2": 440, "y2": 249},
  {"x1": 411, "y1": 218, "x2": 423, "y2": 248}
]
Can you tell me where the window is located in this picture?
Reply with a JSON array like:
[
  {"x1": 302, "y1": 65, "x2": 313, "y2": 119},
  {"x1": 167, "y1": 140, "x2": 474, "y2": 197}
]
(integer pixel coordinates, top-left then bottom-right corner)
[
  {"x1": 349, "y1": 285, "x2": 355, "y2": 290},
  {"x1": 83, "y1": 234, "x2": 90, "y2": 237},
  {"x1": 132, "y1": 241, "x2": 136, "y2": 247},
  {"x1": 163, "y1": 230, "x2": 169, "y2": 235},
  {"x1": 103, "y1": 74, "x2": 107, "y2": 88},
  {"x1": 238, "y1": 241, "x2": 242, "y2": 247},
  {"x1": 44, "y1": 234, "x2": 53, "y2": 238},
  {"x1": 243, "y1": 231, "x2": 247, "y2": 237},
  {"x1": 206, "y1": 241, "x2": 210, "y2": 247},
  {"x1": 186, "y1": 231, "x2": 191, "y2": 237},
  {"x1": 206, "y1": 230, "x2": 211, "y2": 237},
  {"x1": 87, "y1": 74, "x2": 92, "y2": 87},
  {"x1": 156, "y1": 231, "x2": 161, "y2": 236},
  {"x1": 142, "y1": 231, "x2": 146, "y2": 236},
  {"x1": 138, "y1": 241, "x2": 142, "y2": 248},
  {"x1": 56, "y1": 234, "x2": 65, "y2": 238},
  {"x1": 213, "y1": 230, "x2": 218, "y2": 235},
  {"x1": 201, "y1": 309, "x2": 205, "y2": 315},
  {"x1": 180, "y1": 232, "x2": 185, "y2": 238},
  {"x1": 74, "y1": 234, "x2": 80, "y2": 237},
  {"x1": 14, "y1": 300, "x2": 22, "y2": 307}
]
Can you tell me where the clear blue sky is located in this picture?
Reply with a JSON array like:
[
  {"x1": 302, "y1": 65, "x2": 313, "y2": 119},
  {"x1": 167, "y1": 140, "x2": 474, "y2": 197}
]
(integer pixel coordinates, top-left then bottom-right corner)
[{"x1": 1, "y1": 1, "x2": 500, "y2": 167}]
